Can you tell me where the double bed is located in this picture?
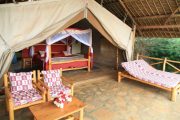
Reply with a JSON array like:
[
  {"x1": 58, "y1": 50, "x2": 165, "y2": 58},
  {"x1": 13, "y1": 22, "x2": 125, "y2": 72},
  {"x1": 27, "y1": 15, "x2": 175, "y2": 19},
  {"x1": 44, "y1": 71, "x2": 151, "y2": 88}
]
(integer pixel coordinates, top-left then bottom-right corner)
[
  {"x1": 22, "y1": 28, "x2": 93, "y2": 72},
  {"x1": 46, "y1": 53, "x2": 91, "y2": 71}
]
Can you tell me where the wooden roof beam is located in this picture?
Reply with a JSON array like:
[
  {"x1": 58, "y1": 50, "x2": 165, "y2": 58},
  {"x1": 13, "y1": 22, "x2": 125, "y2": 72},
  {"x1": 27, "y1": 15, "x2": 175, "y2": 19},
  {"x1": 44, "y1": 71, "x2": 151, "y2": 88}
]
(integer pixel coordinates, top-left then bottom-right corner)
[
  {"x1": 135, "y1": 14, "x2": 180, "y2": 20},
  {"x1": 103, "y1": 0, "x2": 119, "y2": 6},
  {"x1": 164, "y1": 6, "x2": 180, "y2": 24},
  {"x1": 118, "y1": 0, "x2": 136, "y2": 24},
  {"x1": 142, "y1": 30, "x2": 180, "y2": 35},
  {"x1": 138, "y1": 25, "x2": 180, "y2": 29},
  {"x1": 118, "y1": 0, "x2": 143, "y2": 36},
  {"x1": 123, "y1": 0, "x2": 152, "y2": 3}
]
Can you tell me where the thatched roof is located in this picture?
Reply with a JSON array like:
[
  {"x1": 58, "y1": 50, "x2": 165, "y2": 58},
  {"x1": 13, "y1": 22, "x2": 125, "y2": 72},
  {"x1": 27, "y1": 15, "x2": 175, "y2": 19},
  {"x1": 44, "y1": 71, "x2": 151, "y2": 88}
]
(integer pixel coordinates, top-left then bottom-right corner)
[
  {"x1": 95, "y1": 0, "x2": 180, "y2": 38},
  {"x1": 1, "y1": 0, "x2": 179, "y2": 38}
]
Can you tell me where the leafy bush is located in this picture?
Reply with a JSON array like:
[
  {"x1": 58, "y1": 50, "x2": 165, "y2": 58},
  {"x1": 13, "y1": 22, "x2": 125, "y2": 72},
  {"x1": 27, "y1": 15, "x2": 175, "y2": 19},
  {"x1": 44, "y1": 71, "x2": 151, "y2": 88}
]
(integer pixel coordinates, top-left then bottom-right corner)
[{"x1": 135, "y1": 38, "x2": 180, "y2": 72}]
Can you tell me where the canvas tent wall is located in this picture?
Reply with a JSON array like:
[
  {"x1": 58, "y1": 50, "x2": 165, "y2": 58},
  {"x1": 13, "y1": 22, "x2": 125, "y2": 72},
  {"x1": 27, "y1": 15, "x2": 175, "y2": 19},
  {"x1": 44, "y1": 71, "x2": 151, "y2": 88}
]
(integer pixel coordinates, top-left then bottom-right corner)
[{"x1": 0, "y1": 0, "x2": 135, "y2": 78}]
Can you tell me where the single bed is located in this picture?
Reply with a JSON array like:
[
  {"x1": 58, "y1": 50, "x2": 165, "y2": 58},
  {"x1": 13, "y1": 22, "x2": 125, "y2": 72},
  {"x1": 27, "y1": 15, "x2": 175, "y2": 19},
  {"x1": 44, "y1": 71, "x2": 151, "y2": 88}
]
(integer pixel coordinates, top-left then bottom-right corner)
[{"x1": 118, "y1": 54, "x2": 180, "y2": 101}]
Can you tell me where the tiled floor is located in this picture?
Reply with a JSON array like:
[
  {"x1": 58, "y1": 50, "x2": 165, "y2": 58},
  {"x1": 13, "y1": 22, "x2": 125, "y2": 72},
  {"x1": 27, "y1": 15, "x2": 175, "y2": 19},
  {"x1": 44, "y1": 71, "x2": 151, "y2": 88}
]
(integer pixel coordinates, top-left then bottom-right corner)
[{"x1": 1, "y1": 67, "x2": 180, "y2": 120}]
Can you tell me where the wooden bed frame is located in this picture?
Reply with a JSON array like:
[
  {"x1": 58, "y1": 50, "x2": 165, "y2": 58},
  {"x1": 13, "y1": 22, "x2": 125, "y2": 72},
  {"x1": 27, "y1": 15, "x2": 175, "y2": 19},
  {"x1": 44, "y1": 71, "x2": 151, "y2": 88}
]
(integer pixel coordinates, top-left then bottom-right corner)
[
  {"x1": 22, "y1": 41, "x2": 92, "y2": 72},
  {"x1": 118, "y1": 54, "x2": 180, "y2": 101},
  {"x1": 47, "y1": 45, "x2": 91, "y2": 72}
]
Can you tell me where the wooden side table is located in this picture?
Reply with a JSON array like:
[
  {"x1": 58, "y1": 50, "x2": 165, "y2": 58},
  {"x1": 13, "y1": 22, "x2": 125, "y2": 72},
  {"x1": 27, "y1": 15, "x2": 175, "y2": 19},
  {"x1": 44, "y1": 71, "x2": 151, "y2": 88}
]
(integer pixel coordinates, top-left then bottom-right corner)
[
  {"x1": 29, "y1": 97, "x2": 86, "y2": 120},
  {"x1": 22, "y1": 58, "x2": 32, "y2": 69}
]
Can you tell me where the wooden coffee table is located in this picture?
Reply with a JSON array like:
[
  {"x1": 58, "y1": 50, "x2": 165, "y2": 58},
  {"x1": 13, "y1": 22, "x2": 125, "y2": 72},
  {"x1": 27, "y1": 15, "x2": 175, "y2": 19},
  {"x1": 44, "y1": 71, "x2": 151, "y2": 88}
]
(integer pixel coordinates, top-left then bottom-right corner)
[{"x1": 29, "y1": 97, "x2": 86, "y2": 120}]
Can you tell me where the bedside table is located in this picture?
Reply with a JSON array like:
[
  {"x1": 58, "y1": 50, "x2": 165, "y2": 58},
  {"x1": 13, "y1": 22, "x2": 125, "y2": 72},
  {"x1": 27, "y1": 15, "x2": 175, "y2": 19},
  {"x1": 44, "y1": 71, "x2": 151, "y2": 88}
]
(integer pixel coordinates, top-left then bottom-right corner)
[{"x1": 22, "y1": 58, "x2": 32, "y2": 69}]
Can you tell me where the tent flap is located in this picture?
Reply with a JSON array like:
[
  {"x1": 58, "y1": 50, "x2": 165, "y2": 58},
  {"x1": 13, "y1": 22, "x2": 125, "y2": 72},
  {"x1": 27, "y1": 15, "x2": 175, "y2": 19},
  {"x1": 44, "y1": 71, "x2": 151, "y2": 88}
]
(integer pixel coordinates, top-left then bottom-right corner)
[{"x1": 87, "y1": 0, "x2": 133, "y2": 60}]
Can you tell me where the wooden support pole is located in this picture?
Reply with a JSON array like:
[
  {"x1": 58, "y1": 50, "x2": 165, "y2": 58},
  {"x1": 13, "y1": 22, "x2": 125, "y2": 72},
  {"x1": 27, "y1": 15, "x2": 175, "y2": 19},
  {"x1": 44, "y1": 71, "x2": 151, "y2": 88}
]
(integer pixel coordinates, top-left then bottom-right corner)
[
  {"x1": 9, "y1": 100, "x2": 14, "y2": 120},
  {"x1": 37, "y1": 70, "x2": 41, "y2": 80},
  {"x1": 150, "y1": 61, "x2": 163, "y2": 66},
  {"x1": 59, "y1": 68, "x2": 63, "y2": 76},
  {"x1": 171, "y1": 88, "x2": 177, "y2": 102},
  {"x1": 118, "y1": 72, "x2": 122, "y2": 83},
  {"x1": 32, "y1": 70, "x2": 36, "y2": 83},
  {"x1": 136, "y1": 53, "x2": 139, "y2": 60},
  {"x1": 167, "y1": 59, "x2": 180, "y2": 64},
  {"x1": 142, "y1": 30, "x2": 180, "y2": 35},
  {"x1": 48, "y1": 45, "x2": 52, "y2": 70},
  {"x1": 166, "y1": 62, "x2": 180, "y2": 72},
  {"x1": 88, "y1": 47, "x2": 91, "y2": 72},
  {"x1": 135, "y1": 14, "x2": 180, "y2": 20},
  {"x1": 116, "y1": 47, "x2": 119, "y2": 70},
  {"x1": 118, "y1": 0, "x2": 143, "y2": 36},
  {"x1": 139, "y1": 55, "x2": 164, "y2": 61},
  {"x1": 131, "y1": 25, "x2": 136, "y2": 60},
  {"x1": 79, "y1": 109, "x2": 84, "y2": 120},
  {"x1": 164, "y1": 6, "x2": 180, "y2": 25},
  {"x1": 5, "y1": 98, "x2": 9, "y2": 112},
  {"x1": 163, "y1": 57, "x2": 167, "y2": 71},
  {"x1": 4, "y1": 74, "x2": 8, "y2": 87},
  {"x1": 71, "y1": 85, "x2": 74, "y2": 96},
  {"x1": 138, "y1": 25, "x2": 180, "y2": 29}
]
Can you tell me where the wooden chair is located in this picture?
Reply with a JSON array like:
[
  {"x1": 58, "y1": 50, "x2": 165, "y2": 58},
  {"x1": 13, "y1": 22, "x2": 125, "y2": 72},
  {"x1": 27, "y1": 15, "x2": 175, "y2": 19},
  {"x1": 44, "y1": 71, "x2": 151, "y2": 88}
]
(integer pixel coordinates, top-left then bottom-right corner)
[
  {"x1": 4, "y1": 71, "x2": 46, "y2": 120},
  {"x1": 37, "y1": 68, "x2": 74, "y2": 101}
]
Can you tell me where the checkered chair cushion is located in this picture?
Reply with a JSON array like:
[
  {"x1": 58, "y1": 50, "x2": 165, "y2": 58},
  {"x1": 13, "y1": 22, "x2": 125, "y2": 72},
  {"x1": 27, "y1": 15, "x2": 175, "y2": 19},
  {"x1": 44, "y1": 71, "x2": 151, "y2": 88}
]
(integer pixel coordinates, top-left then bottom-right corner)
[
  {"x1": 41, "y1": 69, "x2": 71, "y2": 97},
  {"x1": 9, "y1": 72, "x2": 33, "y2": 92},
  {"x1": 122, "y1": 60, "x2": 180, "y2": 88},
  {"x1": 12, "y1": 88, "x2": 42, "y2": 107},
  {"x1": 41, "y1": 69, "x2": 61, "y2": 87}
]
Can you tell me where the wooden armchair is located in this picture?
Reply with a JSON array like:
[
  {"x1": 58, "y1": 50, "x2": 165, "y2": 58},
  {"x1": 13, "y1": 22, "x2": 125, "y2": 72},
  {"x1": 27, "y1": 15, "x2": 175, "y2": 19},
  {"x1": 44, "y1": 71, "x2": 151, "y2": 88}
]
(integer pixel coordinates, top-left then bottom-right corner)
[
  {"x1": 37, "y1": 68, "x2": 74, "y2": 101},
  {"x1": 4, "y1": 71, "x2": 46, "y2": 120}
]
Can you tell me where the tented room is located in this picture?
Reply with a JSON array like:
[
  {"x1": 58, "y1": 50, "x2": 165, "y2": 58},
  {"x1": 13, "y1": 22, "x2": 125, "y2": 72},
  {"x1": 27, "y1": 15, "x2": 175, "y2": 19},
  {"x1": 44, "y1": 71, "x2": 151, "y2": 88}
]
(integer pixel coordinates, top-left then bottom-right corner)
[
  {"x1": 10, "y1": 18, "x2": 128, "y2": 85},
  {"x1": 0, "y1": 0, "x2": 180, "y2": 120}
]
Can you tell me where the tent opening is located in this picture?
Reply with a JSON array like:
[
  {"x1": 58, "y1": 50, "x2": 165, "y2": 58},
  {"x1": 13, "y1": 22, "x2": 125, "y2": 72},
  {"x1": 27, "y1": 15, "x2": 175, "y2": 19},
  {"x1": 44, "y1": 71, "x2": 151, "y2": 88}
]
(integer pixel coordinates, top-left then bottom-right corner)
[
  {"x1": 9, "y1": 19, "x2": 127, "y2": 74},
  {"x1": 71, "y1": 19, "x2": 127, "y2": 70}
]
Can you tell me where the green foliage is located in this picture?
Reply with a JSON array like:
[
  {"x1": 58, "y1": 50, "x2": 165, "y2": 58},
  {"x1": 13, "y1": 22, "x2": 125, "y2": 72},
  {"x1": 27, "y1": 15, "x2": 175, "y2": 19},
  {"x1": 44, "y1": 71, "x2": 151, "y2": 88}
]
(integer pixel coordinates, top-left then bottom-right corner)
[{"x1": 135, "y1": 37, "x2": 180, "y2": 72}]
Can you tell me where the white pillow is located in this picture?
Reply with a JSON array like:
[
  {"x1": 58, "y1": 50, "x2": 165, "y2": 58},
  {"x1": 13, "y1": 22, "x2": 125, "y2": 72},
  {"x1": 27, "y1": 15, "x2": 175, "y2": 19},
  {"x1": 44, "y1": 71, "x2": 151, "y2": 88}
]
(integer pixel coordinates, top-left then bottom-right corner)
[
  {"x1": 39, "y1": 51, "x2": 45, "y2": 57},
  {"x1": 63, "y1": 51, "x2": 71, "y2": 56}
]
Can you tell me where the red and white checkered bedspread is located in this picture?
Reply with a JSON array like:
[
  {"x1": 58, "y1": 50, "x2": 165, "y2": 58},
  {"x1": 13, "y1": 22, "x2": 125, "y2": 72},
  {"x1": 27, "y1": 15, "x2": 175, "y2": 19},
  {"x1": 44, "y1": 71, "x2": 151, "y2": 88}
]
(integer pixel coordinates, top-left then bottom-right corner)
[{"x1": 121, "y1": 60, "x2": 180, "y2": 88}]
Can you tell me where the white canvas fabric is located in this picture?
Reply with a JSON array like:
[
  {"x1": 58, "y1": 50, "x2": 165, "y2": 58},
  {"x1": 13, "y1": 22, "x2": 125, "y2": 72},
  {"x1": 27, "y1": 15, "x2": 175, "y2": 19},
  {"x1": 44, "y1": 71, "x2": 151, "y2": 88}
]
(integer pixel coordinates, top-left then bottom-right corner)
[
  {"x1": 0, "y1": 0, "x2": 135, "y2": 79},
  {"x1": 0, "y1": 0, "x2": 85, "y2": 78},
  {"x1": 87, "y1": 0, "x2": 134, "y2": 59}
]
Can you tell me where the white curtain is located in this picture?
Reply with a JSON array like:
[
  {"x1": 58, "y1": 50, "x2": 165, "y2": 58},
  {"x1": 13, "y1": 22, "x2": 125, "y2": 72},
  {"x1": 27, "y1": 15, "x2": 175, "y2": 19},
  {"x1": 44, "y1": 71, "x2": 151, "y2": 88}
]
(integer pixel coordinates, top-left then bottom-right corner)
[
  {"x1": 45, "y1": 28, "x2": 92, "y2": 62},
  {"x1": 29, "y1": 46, "x2": 34, "y2": 57}
]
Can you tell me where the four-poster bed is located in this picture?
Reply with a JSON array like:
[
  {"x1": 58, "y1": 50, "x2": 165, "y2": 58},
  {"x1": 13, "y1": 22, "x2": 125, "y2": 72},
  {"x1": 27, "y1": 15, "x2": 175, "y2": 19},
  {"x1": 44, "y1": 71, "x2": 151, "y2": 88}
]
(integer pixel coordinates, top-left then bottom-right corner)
[{"x1": 45, "y1": 28, "x2": 93, "y2": 72}]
